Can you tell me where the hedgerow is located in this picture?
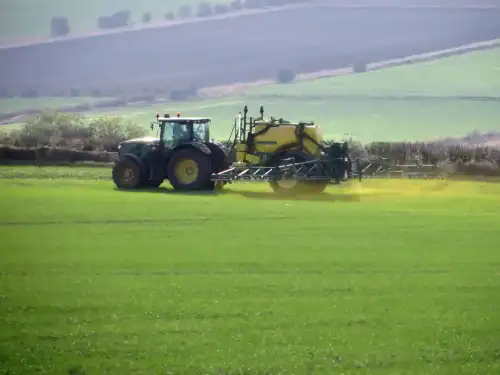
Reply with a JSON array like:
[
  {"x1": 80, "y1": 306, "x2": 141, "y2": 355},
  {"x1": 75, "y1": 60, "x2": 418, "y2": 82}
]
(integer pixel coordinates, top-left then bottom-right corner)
[
  {"x1": 0, "y1": 110, "x2": 148, "y2": 152},
  {"x1": 1, "y1": 111, "x2": 499, "y2": 177}
]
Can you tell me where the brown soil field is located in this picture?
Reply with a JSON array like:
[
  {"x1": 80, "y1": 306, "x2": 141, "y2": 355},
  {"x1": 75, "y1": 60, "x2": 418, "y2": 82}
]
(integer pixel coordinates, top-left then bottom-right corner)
[{"x1": 0, "y1": 3, "x2": 499, "y2": 96}]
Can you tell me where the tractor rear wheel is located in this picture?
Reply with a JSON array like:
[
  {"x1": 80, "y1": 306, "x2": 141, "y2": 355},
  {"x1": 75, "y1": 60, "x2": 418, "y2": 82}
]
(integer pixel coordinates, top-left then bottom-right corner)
[
  {"x1": 112, "y1": 159, "x2": 142, "y2": 189},
  {"x1": 167, "y1": 148, "x2": 212, "y2": 191}
]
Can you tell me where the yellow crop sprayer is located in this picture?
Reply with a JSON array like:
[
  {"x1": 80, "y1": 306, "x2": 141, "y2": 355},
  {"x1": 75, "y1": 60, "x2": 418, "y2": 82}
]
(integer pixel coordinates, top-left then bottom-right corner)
[{"x1": 111, "y1": 105, "x2": 361, "y2": 194}]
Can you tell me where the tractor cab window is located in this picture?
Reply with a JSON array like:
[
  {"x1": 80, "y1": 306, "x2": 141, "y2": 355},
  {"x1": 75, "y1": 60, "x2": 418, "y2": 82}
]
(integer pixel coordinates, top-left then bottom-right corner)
[
  {"x1": 193, "y1": 121, "x2": 210, "y2": 142},
  {"x1": 162, "y1": 121, "x2": 190, "y2": 147},
  {"x1": 161, "y1": 120, "x2": 210, "y2": 146}
]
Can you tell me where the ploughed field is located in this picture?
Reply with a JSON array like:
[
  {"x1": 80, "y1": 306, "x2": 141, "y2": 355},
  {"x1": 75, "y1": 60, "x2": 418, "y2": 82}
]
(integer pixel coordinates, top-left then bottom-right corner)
[
  {"x1": 1, "y1": 5, "x2": 500, "y2": 95},
  {"x1": 0, "y1": 166, "x2": 499, "y2": 374}
]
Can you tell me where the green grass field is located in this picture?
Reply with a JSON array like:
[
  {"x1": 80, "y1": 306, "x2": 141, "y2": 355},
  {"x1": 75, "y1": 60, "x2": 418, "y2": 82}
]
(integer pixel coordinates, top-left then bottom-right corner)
[
  {"x1": 0, "y1": 0, "x2": 232, "y2": 43},
  {"x1": 1, "y1": 166, "x2": 500, "y2": 374}
]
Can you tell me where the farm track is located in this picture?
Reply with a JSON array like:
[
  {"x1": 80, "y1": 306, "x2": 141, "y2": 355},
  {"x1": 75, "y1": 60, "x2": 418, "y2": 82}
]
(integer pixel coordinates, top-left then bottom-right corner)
[{"x1": 1, "y1": 3, "x2": 499, "y2": 96}]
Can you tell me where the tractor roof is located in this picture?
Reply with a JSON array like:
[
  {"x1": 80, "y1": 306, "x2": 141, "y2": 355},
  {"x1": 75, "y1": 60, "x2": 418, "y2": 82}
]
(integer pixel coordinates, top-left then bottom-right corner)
[{"x1": 158, "y1": 117, "x2": 211, "y2": 123}]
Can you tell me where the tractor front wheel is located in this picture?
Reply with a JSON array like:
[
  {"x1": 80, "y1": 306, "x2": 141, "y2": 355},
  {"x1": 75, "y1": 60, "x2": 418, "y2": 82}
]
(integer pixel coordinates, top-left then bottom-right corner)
[
  {"x1": 167, "y1": 148, "x2": 212, "y2": 191},
  {"x1": 112, "y1": 159, "x2": 142, "y2": 189}
]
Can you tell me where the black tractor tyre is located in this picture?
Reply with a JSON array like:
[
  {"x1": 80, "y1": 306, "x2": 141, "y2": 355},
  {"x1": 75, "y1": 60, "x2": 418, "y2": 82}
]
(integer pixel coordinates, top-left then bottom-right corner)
[
  {"x1": 167, "y1": 148, "x2": 212, "y2": 191},
  {"x1": 112, "y1": 158, "x2": 143, "y2": 189},
  {"x1": 139, "y1": 154, "x2": 165, "y2": 188},
  {"x1": 204, "y1": 142, "x2": 230, "y2": 191},
  {"x1": 204, "y1": 142, "x2": 229, "y2": 173}
]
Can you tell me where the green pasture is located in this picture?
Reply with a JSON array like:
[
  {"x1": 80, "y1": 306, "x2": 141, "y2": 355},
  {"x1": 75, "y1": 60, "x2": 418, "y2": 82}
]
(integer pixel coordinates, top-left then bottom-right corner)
[
  {"x1": 69, "y1": 47, "x2": 500, "y2": 142},
  {"x1": 94, "y1": 97, "x2": 500, "y2": 143},
  {"x1": 251, "y1": 47, "x2": 500, "y2": 98},
  {"x1": 1, "y1": 166, "x2": 500, "y2": 374},
  {"x1": 0, "y1": 0, "x2": 232, "y2": 43},
  {"x1": 1, "y1": 48, "x2": 500, "y2": 142}
]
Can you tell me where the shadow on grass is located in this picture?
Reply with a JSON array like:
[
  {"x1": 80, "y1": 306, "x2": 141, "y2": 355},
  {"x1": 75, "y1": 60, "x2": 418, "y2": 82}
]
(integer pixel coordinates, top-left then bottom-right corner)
[{"x1": 114, "y1": 185, "x2": 361, "y2": 203}]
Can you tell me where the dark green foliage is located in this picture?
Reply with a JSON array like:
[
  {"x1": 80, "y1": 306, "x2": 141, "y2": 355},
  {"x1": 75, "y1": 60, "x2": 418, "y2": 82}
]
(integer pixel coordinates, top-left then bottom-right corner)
[
  {"x1": 244, "y1": 0, "x2": 264, "y2": 8},
  {"x1": 20, "y1": 89, "x2": 38, "y2": 98},
  {"x1": 214, "y1": 3, "x2": 230, "y2": 14},
  {"x1": 353, "y1": 61, "x2": 367, "y2": 73},
  {"x1": 264, "y1": 0, "x2": 292, "y2": 6},
  {"x1": 178, "y1": 5, "x2": 192, "y2": 19},
  {"x1": 141, "y1": 12, "x2": 152, "y2": 23},
  {"x1": 69, "y1": 88, "x2": 80, "y2": 97},
  {"x1": 164, "y1": 11, "x2": 176, "y2": 20},
  {"x1": 276, "y1": 68, "x2": 296, "y2": 83},
  {"x1": 97, "y1": 10, "x2": 131, "y2": 30},
  {"x1": 197, "y1": 2, "x2": 214, "y2": 17},
  {"x1": 90, "y1": 88, "x2": 103, "y2": 97},
  {"x1": 229, "y1": 0, "x2": 244, "y2": 11},
  {"x1": 50, "y1": 16, "x2": 70, "y2": 37},
  {"x1": 126, "y1": 93, "x2": 156, "y2": 103},
  {"x1": 169, "y1": 84, "x2": 198, "y2": 101}
]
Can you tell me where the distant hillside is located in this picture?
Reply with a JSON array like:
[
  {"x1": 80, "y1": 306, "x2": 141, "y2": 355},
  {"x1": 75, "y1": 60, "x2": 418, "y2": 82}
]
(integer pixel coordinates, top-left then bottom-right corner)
[{"x1": 0, "y1": 4, "x2": 499, "y2": 98}]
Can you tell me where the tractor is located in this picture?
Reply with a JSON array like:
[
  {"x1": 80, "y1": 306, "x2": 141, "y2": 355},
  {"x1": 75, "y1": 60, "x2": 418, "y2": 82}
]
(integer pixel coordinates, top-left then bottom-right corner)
[
  {"x1": 112, "y1": 112, "x2": 228, "y2": 190},
  {"x1": 211, "y1": 105, "x2": 357, "y2": 194}
]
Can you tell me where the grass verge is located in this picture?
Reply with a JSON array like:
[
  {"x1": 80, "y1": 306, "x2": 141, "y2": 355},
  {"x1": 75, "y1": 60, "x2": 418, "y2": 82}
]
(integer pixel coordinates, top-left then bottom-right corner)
[{"x1": 0, "y1": 166, "x2": 499, "y2": 374}]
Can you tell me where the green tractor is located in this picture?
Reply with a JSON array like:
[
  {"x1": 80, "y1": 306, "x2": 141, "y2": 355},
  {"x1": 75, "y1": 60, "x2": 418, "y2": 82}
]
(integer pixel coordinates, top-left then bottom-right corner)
[{"x1": 112, "y1": 113, "x2": 229, "y2": 190}]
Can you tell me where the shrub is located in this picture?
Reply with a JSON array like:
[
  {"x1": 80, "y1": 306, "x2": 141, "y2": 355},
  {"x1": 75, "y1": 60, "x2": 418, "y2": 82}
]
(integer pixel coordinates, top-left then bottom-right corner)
[
  {"x1": 178, "y1": 5, "x2": 192, "y2": 19},
  {"x1": 126, "y1": 93, "x2": 156, "y2": 103},
  {"x1": 142, "y1": 12, "x2": 151, "y2": 23},
  {"x1": 97, "y1": 10, "x2": 131, "y2": 30},
  {"x1": 197, "y1": 2, "x2": 213, "y2": 17},
  {"x1": 264, "y1": 0, "x2": 291, "y2": 6},
  {"x1": 50, "y1": 16, "x2": 70, "y2": 37},
  {"x1": 164, "y1": 11, "x2": 175, "y2": 20},
  {"x1": 353, "y1": 62, "x2": 367, "y2": 73},
  {"x1": 87, "y1": 116, "x2": 147, "y2": 151},
  {"x1": 20, "y1": 89, "x2": 38, "y2": 98},
  {"x1": 90, "y1": 88, "x2": 103, "y2": 97},
  {"x1": 168, "y1": 84, "x2": 198, "y2": 101},
  {"x1": 243, "y1": 0, "x2": 264, "y2": 8},
  {"x1": 276, "y1": 68, "x2": 296, "y2": 84},
  {"x1": 229, "y1": 0, "x2": 243, "y2": 11},
  {"x1": 214, "y1": 3, "x2": 229, "y2": 14}
]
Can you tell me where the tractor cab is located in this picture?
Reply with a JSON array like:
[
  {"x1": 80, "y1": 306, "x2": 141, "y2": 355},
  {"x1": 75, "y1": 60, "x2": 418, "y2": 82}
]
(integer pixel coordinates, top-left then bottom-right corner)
[{"x1": 152, "y1": 112, "x2": 211, "y2": 148}]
